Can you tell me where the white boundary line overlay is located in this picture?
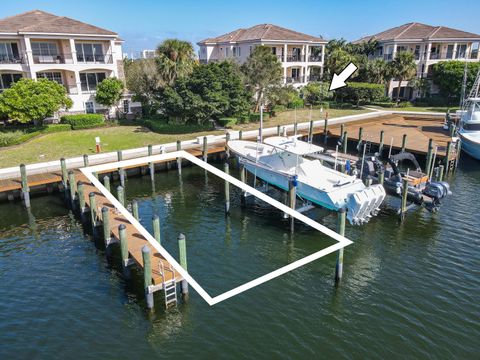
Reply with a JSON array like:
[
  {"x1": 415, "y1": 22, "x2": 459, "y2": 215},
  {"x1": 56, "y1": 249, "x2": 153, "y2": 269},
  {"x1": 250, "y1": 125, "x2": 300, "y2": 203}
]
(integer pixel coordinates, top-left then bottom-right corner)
[{"x1": 81, "y1": 151, "x2": 353, "y2": 306}]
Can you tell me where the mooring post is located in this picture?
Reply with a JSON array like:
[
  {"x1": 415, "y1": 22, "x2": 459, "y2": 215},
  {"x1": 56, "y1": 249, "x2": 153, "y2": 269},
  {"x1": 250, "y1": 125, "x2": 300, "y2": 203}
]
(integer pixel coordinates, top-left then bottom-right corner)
[
  {"x1": 225, "y1": 133, "x2": 230, "y2": 158},
  {"x1": 103, "y1": 175, "x2": 110, "y2": 192},
  {"x1": 438, "y1": 164, "x2": 444, "y2": 182},
  {"x1": 178, "y1": 233, "x2": 189, "y2": 298},
  {"x1": 401, "y1": 178, "x2": 409, "y2": 221},
  {"x1": 379, "y1": 171, "x2": 385, "y2": 186},
  {"x1": 83, "y1": 154, "x2": 89, "y2": 168},
  {"x1": 117, "y1": 150, "x2": 126, "y2": 186},
  {"x1": 309, "y1": 120, "x2": 314, "y2": 143},
  {"x1": 294, "y1": 122, "x2": 298, "y2": 136},
  {"x1": 425, "y1": 138, "x2": 434, "y2": 176},
  {"x1": 277, "y1": 125, "x2": 281, "y2": 136},
  {"x1": 60, "y1": 158, "x2": 68, "y2": 189},
  {"x1": 101, "y1": 207, "x2": 111, "y2": 252},
  {"x1": 343, "y1": 131, "x2": 348, "y2": 154},
  {"x1": 142, "y1": 245, "x2": 154, "y2": 310},
  {"x1": 357, "y1": 127, "x2": 363, "y2": 153},
  {"x1": 224, "y1": 162, "x2": 230, "y2": 214},
  {"x1": 177, "y1": 140, "x2": 182, "y2": 171},
  {"x1": 19, "y1": 164, "x2": 31, "y2": 209},
  {"x1": 455, "y1": 140, "x2": 462, "y2": 170},
  {"x1": 323, "y1": 118, "x2": 328, "y2": 144},
  {"x1": 288, "y1": 176, "x2": 297, "y2": 233},
  {"x1": 77, "y1": 181, "x2": 86, "y2": 217},
  {"x1": 117, "y1": 185, "x2": 125, "y2": 207},
  {"x1": 239, "y1": 130, "x2": 243, "y2": 140},
  {"x1": 444, "y1": 141, "x2": 452, "y2": 175},
  {"x1": 89, "y1": 192, "x2": 97, "y2": 238},
  {"x1": 119, "y1": 224, "x2": 130, "y2": 278},
  {"x1": 335, "y1": 207, "x2": 346, "y2": 284},
  {"x1": 379, "y1": 130, "x2": 385, "y2": 156},
  {"x1": 240, "y1": 164, "x2": 247, "y2": 205},
  {"x1": 202, "y1": 136, "x2": 208, "y2": 162},
  {"x1": 132, "y1": 200, "x2": 139, "y2": 220},
  {"x1": 153, "y1": 215, "x2": 161, "y2": 244},
  {"x1": 148, "y1": 144, "x2": 153, "y2": 157},
  {"x1": 68, "y1": 171, "x2": 76, "y2": 206},
  {"x1": 401, "y1": 134, "x2": 407, "y2": 153},
  {"x1": 340, "y1": 124, "x2": 344, "y2": 139}
]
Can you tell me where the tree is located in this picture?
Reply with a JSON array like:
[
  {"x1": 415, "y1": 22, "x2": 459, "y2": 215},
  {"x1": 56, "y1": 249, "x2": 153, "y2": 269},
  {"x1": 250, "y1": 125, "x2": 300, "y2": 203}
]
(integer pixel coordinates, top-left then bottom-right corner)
[
  {"x1": 0, "y1": 78, "x2": 72, "y2": 124},
  {"x1": 409, "y1": 78, "x2": 431, "y2": 99},
  {"x1": 301, "y1": 82, "x2": 330, "y2": 106},
  {"x1": 335, "y1": 82, "x2": 384, "y2": 106},
  {"x1": 156, "y1": 39, "x2": 196, "y2": 86},
  {"x1": 388, "y1": 51, "x2": 417, "y2": 102},
  {"x1": 162, "y1": 62, "x2": 251, "y2": 124},
  {"x1": 363, "y1": 58, "x2": 389, "y2": 84},
  {"x1": 265, "y1": 85, "x2": 301, "y2": 108},
  {"x1": 95, "y1": 77, "x2": 124, "y2": 117},
  {"x1": 124, "y1": 58, "x2": 165, "y2": 115},
  {"x1": 432, "y1": 61, "x2": 480, "y2": 103},
  {"x1": 241, "y1": 45, "x2": 283, "y2": 112}
]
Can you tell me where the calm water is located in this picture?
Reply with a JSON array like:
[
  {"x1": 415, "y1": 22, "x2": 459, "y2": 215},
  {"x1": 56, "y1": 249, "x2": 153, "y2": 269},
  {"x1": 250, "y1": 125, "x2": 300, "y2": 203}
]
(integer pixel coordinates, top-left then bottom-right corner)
[{"x1": 0, "y1": 156, "x2": 479, "y2": 359}]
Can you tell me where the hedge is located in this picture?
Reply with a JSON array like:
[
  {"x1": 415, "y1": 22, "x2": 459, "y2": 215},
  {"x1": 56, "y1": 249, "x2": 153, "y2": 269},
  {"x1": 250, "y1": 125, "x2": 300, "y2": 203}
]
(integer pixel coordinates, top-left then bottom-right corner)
[
  {"x1": 217, "y1": 117, "x2": 237, "y2": 128},
  {"x1": 61, "y1": 114, "x2": 105, "y2": 129},
  {"x1": 42, "y1": 124, "x2": 73, "y2": 133},
  {"x1": 143, "y1": 119, "x2": 213, "y2": 134},
  {"x1": 249, "y1": 113, "x2": 270, "y2": 122},
  {"x1": 335, "y1": 82, "x2": 385, "y2": 105}
]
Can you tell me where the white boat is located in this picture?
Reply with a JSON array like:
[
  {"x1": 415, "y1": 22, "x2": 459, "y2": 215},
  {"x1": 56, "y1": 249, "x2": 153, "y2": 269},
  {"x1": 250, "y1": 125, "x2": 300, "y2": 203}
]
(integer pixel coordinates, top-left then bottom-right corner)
[
  {"x1": 228, "y1": 138, "x2": 386, "y2": 225},
  {"x1": 458, "y1": 70, "x2": 480, "y2": 161}
]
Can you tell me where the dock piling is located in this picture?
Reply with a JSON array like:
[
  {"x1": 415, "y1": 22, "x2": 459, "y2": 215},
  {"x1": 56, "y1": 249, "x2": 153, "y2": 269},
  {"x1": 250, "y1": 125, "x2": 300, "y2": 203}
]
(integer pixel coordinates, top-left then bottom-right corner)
[
  {"x1": 288, "y1": 176, "x2": 297, "y2": 233},
  {"x1": 335, "y1": 208, "x2": 346, "y2": 284},
  {"x1": 309, "y1": 120, "x2": 314, "y2": 143},
  {"x1": 83, "y1": 154, "x2": 89, "y2": 168},
  {"x1": 119, "y1": 224, "x2": 131, "y2": 278},
  {"x1": 20, "y1": 164, "x2": 30, "y2": 208},
  {"x1": 142, "y1": 245, "x2": 154, "y2": 310},
  {"x1": 178, "y1": 233, "x2": 189, "y2": 298},
  {"x1": 401, "y1": 134, "x2": 407, "y2": 153},
  {"x1": 277, "y1": 125, "x2": 281, "y2": 136},
  {"x1": 177, "y1": 140, "x2": 182, "y2": 172},
  {"x1": 68, "y1": 171, "x2": 76, "y2": 206},
  {"x1": 101, "y1": 207, "x2": 111, "y2": 251},
  {"x1": 77, "y1": 182, "x2": 86, "y2": 217},
  {"x1": 425, "y1": 139, "x2": 434, "y2": 176},
  {"x1": 117, "y1": 186, "x2": 125, "y2": 207},
  {"x1": 239, "y1": 130, "x2": 243, "y2": 140},
  {"x1": 89, "y1": 192, "x2": 97, "y2": 237},
  {"x1": 379, "y1": 130, "x2": 384, "y2": 156},
  {"x1": 202, "y1": 136, "x2": 208, "y2": 162},
  {"x1": 132, "y1": 200, "x2": 139, "y2": 220},
  {"x1": 400, "y1": 178, "x2": 409, "y2": 221},
  {"x1": 323, "y1": 118, "x2": 328, "y2": 144},
  {"x1": 148, "y1": 144, "x2": 153, "y2": 157},
  {"x1": 357, "y1": 127, "x2": 363, "y2": 152},
  {"x1": 153, "y1": 215, "x2": 161, "y2": 244},
  {"x1": 378, "y1": 171, "x2": 385, "y2": 186},
  {"x1": 438, "y1": 165, "x2": 444, "y2": 182},
  {"x1": 60, "y1": 158, "x2": 68, "y2": 188},
  {"x1": 444, "y1": 141, "x2": 452, "y2": 175},
  {"x1": 103, "y1": 175, "x2": 110, "y2": 192},
  {"x1": 224, "y1": 162, "x2": 230, "y2": 214},
  {"x1": 342, "y1": 131, "x2": 348, "y2": 154}
]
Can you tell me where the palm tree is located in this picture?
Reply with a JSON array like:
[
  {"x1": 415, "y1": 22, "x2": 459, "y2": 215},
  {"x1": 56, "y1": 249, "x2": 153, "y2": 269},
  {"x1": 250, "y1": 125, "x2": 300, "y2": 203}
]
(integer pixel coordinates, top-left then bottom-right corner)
[
  {"x1": 156, "y1": 39, "x2": 196, "y2": 85},
  {"x1": 388, "y1": 51, "x2": 417, "y2": 102},
  {"x1": 365, "y1": 58, "x2": 388, "y2": 84}
]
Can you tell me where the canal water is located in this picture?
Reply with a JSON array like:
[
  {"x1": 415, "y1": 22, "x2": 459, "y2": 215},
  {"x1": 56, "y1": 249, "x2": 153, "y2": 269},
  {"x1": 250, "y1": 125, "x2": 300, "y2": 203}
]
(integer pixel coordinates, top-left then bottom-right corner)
[{"x1": 0, "y1": 157, "x2": 479, "y2": 359}]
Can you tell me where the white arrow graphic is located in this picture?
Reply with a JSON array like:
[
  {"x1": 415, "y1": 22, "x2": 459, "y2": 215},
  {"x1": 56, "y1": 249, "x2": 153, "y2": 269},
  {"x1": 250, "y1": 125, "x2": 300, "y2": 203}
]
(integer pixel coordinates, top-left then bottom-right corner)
[{"x1": 329, "y1": 63, "x2": 358, "y2": 91}]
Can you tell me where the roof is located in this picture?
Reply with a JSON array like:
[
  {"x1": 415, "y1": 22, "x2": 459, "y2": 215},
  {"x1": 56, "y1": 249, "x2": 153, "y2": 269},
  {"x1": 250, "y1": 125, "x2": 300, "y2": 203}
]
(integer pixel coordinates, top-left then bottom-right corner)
[
  {"x1": 0, "y1": 10, "x2": 117, "y2": 36},
  {"x1": 198, "y1": 24, "x2": 326, "y2": 44},
  {"x1": 353, "y1": 22, "x2": 480, "y2": 43}
]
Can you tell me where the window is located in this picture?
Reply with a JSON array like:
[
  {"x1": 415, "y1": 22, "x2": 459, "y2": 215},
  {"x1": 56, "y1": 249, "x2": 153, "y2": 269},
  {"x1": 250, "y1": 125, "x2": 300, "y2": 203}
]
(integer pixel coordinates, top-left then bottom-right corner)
[
  {"x1": 32, "y1": 41, "x2": 59, "y2": 63},
  {"x1": 85, "y1": 101, "x2": 95, "y2": 114},
  {"x1": 123, "y1": 100, "x2": 130, "y2": 113},
  {"x1": 37, "y1": 72, "x2": 63, "y2": 85},
  {"x1": 80, "y1": 72, "x2": 107, "y2": 92},
  {"x1": 0, "y1": 42, "x2": 20, "y2": 63},
  {"x1": 233, "y1": 47, "x2": 236, "y2": 57},
  {"x1": 456, "y1": 44, "x2": 467, "y2": 59},
  {"x1": 238, "y1": 46, "x2": 241, "y2": 56},
  {"x1": 76, "y1": 43, "x2": 105, "y2": 62},
  {"x1": 0, "y1": 73, "x2": 22, "y2": 90}
]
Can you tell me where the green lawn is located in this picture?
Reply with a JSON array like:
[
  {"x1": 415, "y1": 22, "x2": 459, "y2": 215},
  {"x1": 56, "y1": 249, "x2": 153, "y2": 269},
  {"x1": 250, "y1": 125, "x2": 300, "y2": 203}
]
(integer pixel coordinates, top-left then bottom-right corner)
[
  {"x1": 0, "y1": 108, "x2": 371, "y2": 168},
  {"x1": 367, "y1": 105, "x2": 459, "y2": 113}
]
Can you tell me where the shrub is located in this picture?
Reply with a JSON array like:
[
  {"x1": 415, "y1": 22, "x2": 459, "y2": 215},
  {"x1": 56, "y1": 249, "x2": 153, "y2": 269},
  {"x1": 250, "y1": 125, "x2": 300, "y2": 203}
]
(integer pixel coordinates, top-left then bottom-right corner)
[
  {"x1": 335, "y1": 82, "x2": 385, "y2": 106},
  {"x1": 287, "y1": 98, "x2": 304, "y2": 109},
  {"x1": 217, "y1": 117, "x2": 237, "y2": 128},
  {"x1": 42, "y1": 124, "x2": 72, "y2": 133},
  {"x1": 0, "y1": 130, "x2": 25, "y2": 147},
  {"x1": 397, "y1": 101, "x2": 414, "y2": 108},
  {"x1": 368, "y1": 101, "x2": 397, "y2": 108},
  {"x1": 328, "y1": 102, "x2": 357, "y2": 109},
  {"x1": 249, "y1": 113, "x2": 270, "y2": 122},
  {"x1": 61, "y1": 114, "x2": 105, "y2": 129}
]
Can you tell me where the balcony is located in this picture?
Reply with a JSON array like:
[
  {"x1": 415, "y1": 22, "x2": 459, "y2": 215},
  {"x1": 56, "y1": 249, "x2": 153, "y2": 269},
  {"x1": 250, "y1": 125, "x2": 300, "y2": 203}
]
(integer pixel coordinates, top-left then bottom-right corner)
[
  {"x1": 308, "y1": 75, "x2": 322, "y2": 82},
  {"x1": 76, "y1": 54, "x2": 113, "y2": 64},
  {"x1": 308, "y1": 55, "x2": 323, "y2": 62},
  {"x1": 285, "y1": 76, "x2": 305, "y2": 84},
  {"x1": 286, "y1": 54, "x2": 305, "y2": 62},
  {"x1": 32, "y1": 54, "x2": 74, "y2": 64},
  {"x1": 0, "y1": 54, "x2": 25, "y2": 64},
  {"x1": 275, "y1": 54, "x2": 284, "y2": 62}
]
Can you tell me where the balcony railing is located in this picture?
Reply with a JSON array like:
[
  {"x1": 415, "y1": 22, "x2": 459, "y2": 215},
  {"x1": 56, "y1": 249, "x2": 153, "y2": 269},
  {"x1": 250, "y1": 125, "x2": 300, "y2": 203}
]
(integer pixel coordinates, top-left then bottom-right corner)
[
  {"x1": 308, "y1": 55, "x2": 323, "y2": 62},
  {"x1": 285, "y1": 76, "x2": 305, "y2": 84},
  {"x1": 76, "y1": 54, "x2": 113, "y2": 64},
  {"x1": 308, "y1": 75, "x2": 322, "y2": 82},
  {"x1": 0, "y1": 55, "x2": 25, "y2": 64},
  {"x1": 32, "y1": 54, "x2": 74, "y2": 64},
  {"x1": 275, "y1": 54, "x2": 284, "y2": 62},
  {"x1": 286, "y1": 54, "x2": 305, "y2": 62}
]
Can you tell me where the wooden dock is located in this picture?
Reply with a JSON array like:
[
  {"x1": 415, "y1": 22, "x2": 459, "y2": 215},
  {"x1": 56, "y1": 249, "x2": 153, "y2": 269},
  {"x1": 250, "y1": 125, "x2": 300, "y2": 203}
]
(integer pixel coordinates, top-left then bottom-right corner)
[{"x1": 308, "y1": 114, "x2": 454, "y2": 157}]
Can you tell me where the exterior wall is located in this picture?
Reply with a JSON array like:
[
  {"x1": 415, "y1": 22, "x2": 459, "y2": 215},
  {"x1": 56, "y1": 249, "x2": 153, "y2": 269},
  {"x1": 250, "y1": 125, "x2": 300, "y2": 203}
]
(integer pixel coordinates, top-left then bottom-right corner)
[{"x1": 0, "y1": 33, "x2": 133, "y2": 114}]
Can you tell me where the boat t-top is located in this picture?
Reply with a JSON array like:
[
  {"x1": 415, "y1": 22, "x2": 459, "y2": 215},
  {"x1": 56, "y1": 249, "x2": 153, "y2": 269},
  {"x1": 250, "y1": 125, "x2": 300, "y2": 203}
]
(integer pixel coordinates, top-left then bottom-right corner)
[
  {"x1": 228, "y1": 136, "x2": 386, "y2": 225},
  {"x1": 458, "y1": 69, "x2": 480, "y2": 160}
]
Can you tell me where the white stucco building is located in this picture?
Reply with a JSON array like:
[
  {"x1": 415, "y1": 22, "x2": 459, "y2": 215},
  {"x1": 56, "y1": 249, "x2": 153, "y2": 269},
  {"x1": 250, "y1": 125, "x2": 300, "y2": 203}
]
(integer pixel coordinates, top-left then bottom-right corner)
[
  {"x1": 355, "y1": 22, "x2": 480, "y2": 99},
  {"x1": 198, "y1": 24, "x2": 327, "y2": 87},
  {"x1": 0, "y1": 10, "x2": 139, "y2": 115}
]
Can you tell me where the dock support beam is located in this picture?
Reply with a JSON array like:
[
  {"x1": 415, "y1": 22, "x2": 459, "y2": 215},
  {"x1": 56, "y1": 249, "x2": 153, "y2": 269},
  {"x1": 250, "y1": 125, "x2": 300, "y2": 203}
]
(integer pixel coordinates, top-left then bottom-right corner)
[
  {"x1": 224, "y1": 162, "x2": 230, "y2": 214},
  {"x1": 142, "y1": 245, "x2": 154, "y2": 310},
  {"x1": 178, "y1": 234, "x2": 189, "y2": 299},
  {"x1": 153, "y1": 215, "x2": 161, "y2": 244},
  {"x1": 335, "y1": 208, "x2": 346, "y2": 284},
  {"x1": 20, "y1": 164, "x2": 30, "y2": 209}
]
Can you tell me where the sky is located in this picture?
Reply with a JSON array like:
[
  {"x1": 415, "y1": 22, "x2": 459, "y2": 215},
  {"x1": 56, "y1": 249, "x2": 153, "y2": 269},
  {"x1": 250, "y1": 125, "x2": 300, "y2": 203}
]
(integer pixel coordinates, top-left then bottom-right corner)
[{"x1": 3, "y1": 0, "x2": 480, "y2": 56}]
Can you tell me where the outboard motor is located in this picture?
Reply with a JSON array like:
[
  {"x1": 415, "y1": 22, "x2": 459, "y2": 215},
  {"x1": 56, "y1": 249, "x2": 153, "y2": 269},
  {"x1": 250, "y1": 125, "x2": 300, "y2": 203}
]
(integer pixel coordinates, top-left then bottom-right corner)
[
  {"x1": 423, "y1": 181, "x2": 452, "y2": 212},
  {"x1": 356, "y1": 155, "x2": 384, "y2": 181}
]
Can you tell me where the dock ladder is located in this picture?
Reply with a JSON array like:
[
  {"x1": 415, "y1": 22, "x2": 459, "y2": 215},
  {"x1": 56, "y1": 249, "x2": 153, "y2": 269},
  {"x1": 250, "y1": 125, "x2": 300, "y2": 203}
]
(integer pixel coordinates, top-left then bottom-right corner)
[{"x1": 159, "y1": 261, "x2": 178, "y2": 308}]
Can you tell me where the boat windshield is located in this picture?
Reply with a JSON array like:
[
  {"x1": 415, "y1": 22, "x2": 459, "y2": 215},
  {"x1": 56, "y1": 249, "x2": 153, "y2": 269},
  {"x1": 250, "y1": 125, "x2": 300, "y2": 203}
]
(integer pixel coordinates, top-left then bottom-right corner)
[{"x1": 463, "y1": 123, "x2": 480, "y2": 131}]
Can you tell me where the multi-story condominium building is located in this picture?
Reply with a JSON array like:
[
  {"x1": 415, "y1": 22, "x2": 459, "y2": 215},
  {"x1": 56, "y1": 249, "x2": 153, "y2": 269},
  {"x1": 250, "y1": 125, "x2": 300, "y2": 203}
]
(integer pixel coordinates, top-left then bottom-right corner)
[
  {"x1": 141, "y1": 49, "x2": 156, "y2": 59},
  {"x1": 355, "y1": 22, "x2": 480, "y2": 99},
  {"x1": 198, "y1": 24, "x2": 327, "y2": 86},
  {"x1": 0, "y1": 10, "x2": 139, "y2": 115}
]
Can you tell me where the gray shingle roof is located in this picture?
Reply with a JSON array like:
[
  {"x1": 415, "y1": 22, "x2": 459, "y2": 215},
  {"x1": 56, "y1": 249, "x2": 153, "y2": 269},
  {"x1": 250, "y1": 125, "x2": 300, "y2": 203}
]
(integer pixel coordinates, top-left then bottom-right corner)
[
  {"x1": 198, "y1": 24, "x2": 326, "y2": 44},
  {"x1": 354, "y1": 22, "x2": 480, "y2": 43},
  {"x1": 0, "y1": 10, "x2": 117, "y2": 36}
]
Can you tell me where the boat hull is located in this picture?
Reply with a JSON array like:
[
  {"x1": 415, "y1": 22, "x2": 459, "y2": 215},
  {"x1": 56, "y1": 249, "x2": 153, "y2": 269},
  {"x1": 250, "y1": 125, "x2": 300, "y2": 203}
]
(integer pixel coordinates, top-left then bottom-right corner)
[{"x1": 459, "y1": 133, "x2": 480, "y2": 161}]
